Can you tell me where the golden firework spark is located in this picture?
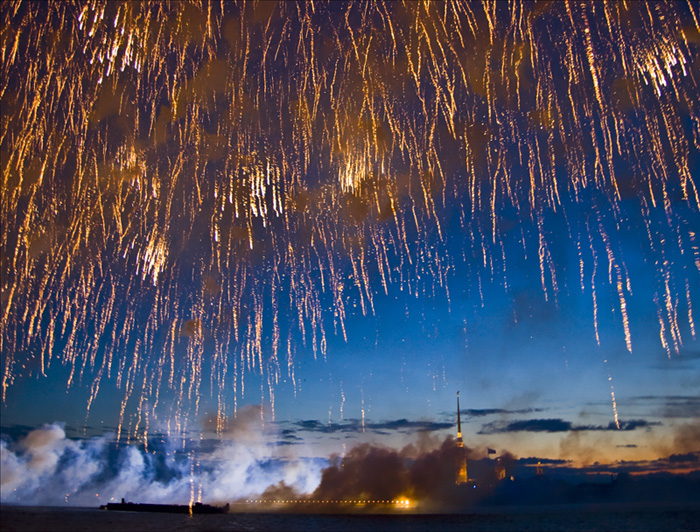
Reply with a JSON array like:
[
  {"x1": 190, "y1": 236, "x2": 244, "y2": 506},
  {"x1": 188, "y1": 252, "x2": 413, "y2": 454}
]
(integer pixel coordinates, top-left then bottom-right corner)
[{"x1": 1, "y1": 0, "x2": 699, "y2": 439}]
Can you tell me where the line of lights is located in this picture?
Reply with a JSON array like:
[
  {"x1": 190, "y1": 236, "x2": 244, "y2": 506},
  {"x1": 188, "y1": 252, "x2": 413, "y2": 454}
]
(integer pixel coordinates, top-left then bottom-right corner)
[{"x1": 245, "y1": 499, "x2": 412, "y2": 507}]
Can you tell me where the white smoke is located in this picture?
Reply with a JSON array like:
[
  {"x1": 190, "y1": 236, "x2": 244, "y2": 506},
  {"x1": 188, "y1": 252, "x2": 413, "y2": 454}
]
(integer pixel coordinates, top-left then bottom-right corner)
[
  {"x1": 1, "y1": 412, "x2": 323, "y2": 506},
  {"x1": 1, "y1": 423, "x2": 111, "y2": 504}
]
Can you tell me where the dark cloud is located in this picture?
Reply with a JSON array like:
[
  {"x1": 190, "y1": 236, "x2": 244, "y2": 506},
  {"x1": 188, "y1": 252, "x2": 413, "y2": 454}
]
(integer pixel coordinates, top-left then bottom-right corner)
[
  {"x1": 567, "y1": 451, "x2": 700, "y2": 475},
  {"x1": 668, "y1": 452, "x2": 699, "y2": 463},
  {"x1": 460, "y1": 408, "x2": 545, "y2": 417},
  {"x1": 613, "y1": 419, "x2": 659, "y2": 431},
  {"x1": 293, "y1": 419, "x2": 362, "y2": 434},
  {"x1": 275, "y1": 440, "x2": 303, "y2": 446},
  {"x1": 518, "y1": 457, "x2": 571, "y2": 465},
  {"x1": 479, "y1": 418, "x2": 572, "y2": 434},
  {"x1": 280, "y1": 428, "x2": 303, "y2": 441},
  {"x1": 369, "y1": 419, "x2": 454, "y2": 432},
  {"x1": 291, "y1": 418, "x2": 453, "y2": 435},
  {"x1": 512, "y1": 451, "x2": 700, "y2": 479},
  {"x1": 463, "y1": 409, "x2": 508, "y2": 417},
  {"x1": 479, "y1": 418, "x2": 660, "y2": 434}
]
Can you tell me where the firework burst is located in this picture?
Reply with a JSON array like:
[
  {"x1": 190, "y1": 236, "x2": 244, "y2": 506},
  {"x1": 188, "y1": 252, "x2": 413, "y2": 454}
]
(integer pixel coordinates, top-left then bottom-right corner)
[{"x1": 2, "y1": 0, "x2": 699, "y2": 440}]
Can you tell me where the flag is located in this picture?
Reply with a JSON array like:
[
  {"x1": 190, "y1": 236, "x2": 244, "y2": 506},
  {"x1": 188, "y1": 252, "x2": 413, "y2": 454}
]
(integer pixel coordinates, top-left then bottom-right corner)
[{"x1": 487, "y1": 448, "x2": 496, "y2": 454}]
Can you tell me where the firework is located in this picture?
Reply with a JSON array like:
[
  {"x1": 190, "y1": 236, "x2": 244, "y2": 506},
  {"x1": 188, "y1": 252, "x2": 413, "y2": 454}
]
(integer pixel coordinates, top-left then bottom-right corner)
[{"x1": 2, "y1": 0, "x2": 698, "y2": 440}]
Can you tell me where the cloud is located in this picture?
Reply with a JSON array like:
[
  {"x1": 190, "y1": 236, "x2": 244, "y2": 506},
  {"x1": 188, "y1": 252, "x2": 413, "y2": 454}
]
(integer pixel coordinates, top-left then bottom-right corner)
[
  {"x1": 479, "y1": 418, "x2": 660, "y2": 434},
  {"x1": 668, "y1": 452, "x2": 699, "y2": 463},
  {"x1": 280, "y1": 429, "x2": 303, "y2": 442},
  {"x1": 567, "y1": 450, "x2": 700, "y2": 475},
  {"x1": 518, "y1": 456, "x2": 571, "y2": 465},
  {"x1": 515, "y1": 451, "x2": 699, "y2": 478},
  {"x1": 290, "y1": 418, "x2": 453, "y2": 435},
  {"x1": 293, "y1": 419, "x2": 356, "y2": 434},
  {"x1": 369, "y1": 419, "x2": 454, "y2": 433},
  {"x1": 624, "y1": 395, "x2": 700, "y2": 419},
  {"x1": 459, "y1": 408, "x2": 545, "y2": 417},
  {"x1": 432, "y1": 407, "x2": 546, "y2": 420},
  {"x1": 613, "y1": 420, "x2": 659, "y2": 431},
  {"x1": 479, "y1": 418, "x2": 571, "y2": 434}
]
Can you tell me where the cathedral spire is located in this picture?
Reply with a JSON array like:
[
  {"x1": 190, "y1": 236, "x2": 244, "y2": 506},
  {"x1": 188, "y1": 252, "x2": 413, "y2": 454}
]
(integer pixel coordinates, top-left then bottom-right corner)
[
  {"x1": 456, "y1": 391, "x2": 468, "y2": 484},
  {"x1": 457, "y1": 391, "x2": 463, "y2": 444}
]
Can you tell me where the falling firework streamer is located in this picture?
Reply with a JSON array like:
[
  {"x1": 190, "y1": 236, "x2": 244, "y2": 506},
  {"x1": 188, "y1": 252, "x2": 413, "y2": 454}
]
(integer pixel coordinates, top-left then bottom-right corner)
[{"x1": 1, "y1": 0, "x2": 699, "y2": 439}]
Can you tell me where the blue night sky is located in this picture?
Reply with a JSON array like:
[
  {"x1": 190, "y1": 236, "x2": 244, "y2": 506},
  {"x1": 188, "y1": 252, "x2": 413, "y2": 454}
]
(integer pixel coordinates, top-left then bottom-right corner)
[{"x1": 1, "y1": 0, "x2": 699, "y2": 506}]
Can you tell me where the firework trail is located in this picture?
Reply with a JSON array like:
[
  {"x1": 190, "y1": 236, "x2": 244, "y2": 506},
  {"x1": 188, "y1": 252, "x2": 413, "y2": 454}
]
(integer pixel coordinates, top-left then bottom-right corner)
[{"x1": 2, "y1": 1, "x2": 699, "y2": 440}]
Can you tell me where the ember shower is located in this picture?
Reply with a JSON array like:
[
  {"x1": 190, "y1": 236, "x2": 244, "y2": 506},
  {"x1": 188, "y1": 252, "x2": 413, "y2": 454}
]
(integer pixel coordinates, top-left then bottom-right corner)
[{"x1": 1, "y1": 0, "x2": 698, "y2": 441}]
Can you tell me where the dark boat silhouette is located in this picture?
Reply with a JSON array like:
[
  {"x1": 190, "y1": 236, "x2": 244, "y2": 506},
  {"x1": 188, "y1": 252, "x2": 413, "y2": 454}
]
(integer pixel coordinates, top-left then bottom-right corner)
[{"x1": 101, "y1": 498, "x2": 229, "y2": 514}]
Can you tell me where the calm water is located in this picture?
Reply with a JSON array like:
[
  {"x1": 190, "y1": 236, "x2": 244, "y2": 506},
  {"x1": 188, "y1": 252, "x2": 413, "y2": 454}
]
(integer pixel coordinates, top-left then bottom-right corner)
[{"x1": 2, "y1": 503, "x2": 699, "y2": 531}]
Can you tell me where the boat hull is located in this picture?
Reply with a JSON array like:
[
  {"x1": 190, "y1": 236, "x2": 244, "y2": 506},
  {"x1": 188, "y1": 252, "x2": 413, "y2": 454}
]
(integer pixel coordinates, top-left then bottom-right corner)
[{"x1": 101, "y1": 501, "x2": 229, "y2": 514}]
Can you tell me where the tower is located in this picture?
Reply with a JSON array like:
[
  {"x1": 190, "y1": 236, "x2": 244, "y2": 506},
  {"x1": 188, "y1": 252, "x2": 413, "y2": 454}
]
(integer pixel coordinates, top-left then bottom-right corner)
[{"x1": 456, "y1": 391, "x2": 468, "y2": 484}]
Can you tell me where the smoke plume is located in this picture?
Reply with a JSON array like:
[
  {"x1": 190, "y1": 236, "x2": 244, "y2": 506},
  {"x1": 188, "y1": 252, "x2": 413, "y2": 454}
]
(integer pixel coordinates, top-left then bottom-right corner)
[
  {"x1": 1, "y1": 413, "x2": 322, "y2": 506},
  {"x1": 307, "y1": 436, "x2": 491, "y2": 511}
]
